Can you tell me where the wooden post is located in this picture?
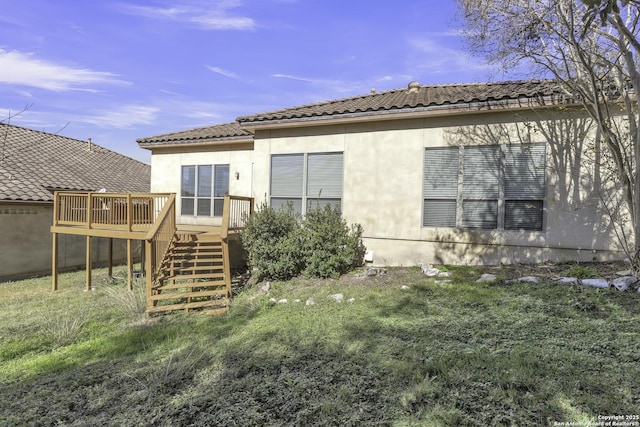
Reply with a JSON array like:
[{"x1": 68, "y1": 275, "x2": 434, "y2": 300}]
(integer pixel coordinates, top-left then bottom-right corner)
[
  {"x1": 127, "y1": 239, "x2": 133, "y2": 291},
  {"x1": 86, "y1": 235, "x2": 92, "y2": 291},
  {"x1": 87, "y1": 193, "x2": 92, "y2": 229},
  {"x1": 52, "y1": 232, "x2": 59, "y2": 291},
  {"x1": 140, "y1": 240, "x2": 145, "y2": 277},
  {"x1": 221, "y1": 194, "x2": 230, "y2": 240},
  {"x1": 222, "y1": 238, "x2": 232, "y2": 306},
  {"x1": 145, "y1": 240, "x2": 153, "y2": 312},
  {"x1": 127, "y1": 194, "x2": 133, "y2": 232},
  {"x1": 108, "y1": 238, "x2": 113, "y2": 278}
]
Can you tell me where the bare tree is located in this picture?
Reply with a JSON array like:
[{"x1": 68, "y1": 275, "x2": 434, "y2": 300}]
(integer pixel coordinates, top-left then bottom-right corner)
[{"x1": 457, "y1": 0, "x2": 640, "y2": 271}]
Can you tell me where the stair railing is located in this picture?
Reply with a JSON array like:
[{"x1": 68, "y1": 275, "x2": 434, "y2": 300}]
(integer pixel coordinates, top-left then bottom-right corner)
[
  {"x1": 221, "y1": 195, "x2": 255, "y2": 240},
  {"x1": 144, "y1": 194, "x2": 176, "y2": 309}
]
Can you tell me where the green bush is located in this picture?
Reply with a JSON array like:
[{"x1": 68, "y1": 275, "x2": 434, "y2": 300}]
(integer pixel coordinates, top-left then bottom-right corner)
[
  {"x1": 241, "y1": 203, "x2": 365, "y2": 280},
  {"x1": 301, "y1": 204, "x2": 366, "y2": 278},
  {"x1": 240, "y1": 203, "x2": 304, "y2": 280}
]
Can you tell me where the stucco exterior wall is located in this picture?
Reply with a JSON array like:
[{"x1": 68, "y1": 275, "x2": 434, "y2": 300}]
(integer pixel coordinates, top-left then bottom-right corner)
[
  {"x1": 0, "y1": 203, "x2": 139, "y2": 282},
  {"x1": 148, "y1": 110, "x2": 626, "y2": 266},
  {"x1": 150, "y1": 143, "x2": 255, "y2": 226}
]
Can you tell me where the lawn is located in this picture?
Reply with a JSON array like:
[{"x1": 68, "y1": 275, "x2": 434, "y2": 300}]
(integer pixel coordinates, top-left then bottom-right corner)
[{"x1": 0, "y1": 264, "x2": 639, "y2": 426}]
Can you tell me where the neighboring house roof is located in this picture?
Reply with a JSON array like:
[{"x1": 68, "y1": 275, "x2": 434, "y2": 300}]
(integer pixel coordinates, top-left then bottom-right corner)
[
  {"x1": 237, "y1": 79, "x2": 568, "y2": 127},
  {"x1": 137, "y1": 122, "x2": 252, "y2": 147},
  {"x1": 0, "y1": 123, "x2": 150, "y2": 203},
  {"x1": 138, "y1": 79, "x2": 570, "y2": 147}
]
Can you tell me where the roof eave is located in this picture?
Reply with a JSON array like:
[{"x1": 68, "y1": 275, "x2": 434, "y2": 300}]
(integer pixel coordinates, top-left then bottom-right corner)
[
  {"x1": 138, "y1": 135, "x2": 254, "y2": 150},
  {"x1": 238, "y1": 96, "x2": 580, "y2": 131}
]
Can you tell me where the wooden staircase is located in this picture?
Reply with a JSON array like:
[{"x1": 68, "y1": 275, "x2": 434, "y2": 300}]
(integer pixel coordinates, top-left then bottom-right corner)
[
  {"x1": 144, "y1": 194, "x2": 254, "y2": 316},
  {"x1": 147, "y1": 233, "x2": 232, "y2": 315}
]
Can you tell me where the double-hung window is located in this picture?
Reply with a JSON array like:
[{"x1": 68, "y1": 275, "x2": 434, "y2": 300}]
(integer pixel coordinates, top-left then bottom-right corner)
[
  {"x1": 423, "y1": 143, "x2": 545, "y2": 231},
  {"x1": 181, "y1": 164, "x2": 229, "y2": 216},
  {"x1": 270, "y1": 152, "x2": 343, "y2": 214}
]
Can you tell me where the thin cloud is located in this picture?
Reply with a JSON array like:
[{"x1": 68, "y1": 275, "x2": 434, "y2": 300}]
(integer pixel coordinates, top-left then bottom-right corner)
[
  {"x1": 272, "y1": 73, "x2": 315, "y2": 83},
  {"x1": 0, "y1": 50, "x2": 128, "y2": 92},
  {"x1": 408, "y1": 37, "x2": 492, "y2": 73},
  {"x1": 272, "y1": 73, "x2": 406, "y2": 95},
  {"x1": 206, "y1": 65, "x2": 239, "y2": 80},
  {"x1": 119, "y1": 1, "x2": 255, "y2": 31},
  {"x1": 82, "y1": 105, "x2": 160, "y2": 128}
]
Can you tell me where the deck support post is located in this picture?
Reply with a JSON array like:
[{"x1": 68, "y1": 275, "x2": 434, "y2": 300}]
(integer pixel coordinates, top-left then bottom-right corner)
[
  {"x1": 86, "y1": 235, "x2": 92, "y2": 291},
  {"x1": 145, "y1": 239, "x2": 153, "y2": 313},
  {"x1": 52, "y1": 232, "x2": 59, "y2": 291},
  {"x1": 127, "y1": 239, "x2": 134, "y2": 291},
  {"x1": 108, "y1": 238, "x2": 113, "y2": 278}
]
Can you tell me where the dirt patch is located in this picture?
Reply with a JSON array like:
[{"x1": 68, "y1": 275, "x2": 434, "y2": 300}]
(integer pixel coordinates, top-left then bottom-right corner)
[{"x1": 235, "y1": 261, "x2": 632, "y2": 292}]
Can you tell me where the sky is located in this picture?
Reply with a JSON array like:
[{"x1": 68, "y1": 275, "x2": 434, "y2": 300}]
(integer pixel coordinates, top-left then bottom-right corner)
[{"x1": 0, "y1": 1, "x2": 504, "y2": 164}]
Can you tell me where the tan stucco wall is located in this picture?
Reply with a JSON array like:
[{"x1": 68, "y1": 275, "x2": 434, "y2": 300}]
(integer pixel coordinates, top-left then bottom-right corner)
[
  {"x1": 0, "y1": 203, "x2": 140, "y2": 282},
  {"x1": 148, "y1": 110, "x2": 626, "y2": 266},
  {"x1": 150, "y1": 143, "x2": 255, "y2": 226}
]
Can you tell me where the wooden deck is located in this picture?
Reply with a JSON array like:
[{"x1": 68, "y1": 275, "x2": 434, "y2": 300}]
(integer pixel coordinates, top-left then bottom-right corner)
[{"x1": 51, "y1": 192, "x2": 254, "y2": 315}]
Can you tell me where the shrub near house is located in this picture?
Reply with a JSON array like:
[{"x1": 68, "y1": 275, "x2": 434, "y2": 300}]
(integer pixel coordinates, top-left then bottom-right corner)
[{"x1": 241, "y1": 203, "x2": 365, "y2": 280}]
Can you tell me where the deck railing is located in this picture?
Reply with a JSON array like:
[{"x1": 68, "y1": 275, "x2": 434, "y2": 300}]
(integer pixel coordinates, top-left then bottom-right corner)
[
  {"x1": 221, "y1": 195, "x2": 255, "y2": 239},
  {"x1": 54, "y1": 192, "x2": 172, "y2": 232},
  {"x1": 144, "y1": 194, "x2": 176, "y2": 305}
]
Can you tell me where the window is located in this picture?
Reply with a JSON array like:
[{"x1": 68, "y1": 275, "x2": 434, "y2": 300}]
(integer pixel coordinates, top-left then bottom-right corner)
[
  {"x1": 423, "y1": 144, "x2": 545, "y2": 231},
  {"x1": 270, "y1": 152, "x2": 343, "y2": 214},
  {"x1": 181, "y1": 164, "x2": 229, "y2": 216}
]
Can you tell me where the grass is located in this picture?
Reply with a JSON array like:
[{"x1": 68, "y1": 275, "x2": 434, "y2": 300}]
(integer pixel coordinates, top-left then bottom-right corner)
[{"x1": 1, "y1": 265, "x2": 639, "y2": 426}]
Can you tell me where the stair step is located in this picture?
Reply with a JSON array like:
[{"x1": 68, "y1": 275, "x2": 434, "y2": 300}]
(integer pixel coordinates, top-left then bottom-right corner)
[
  {"x1": 161, "y1": 270, "x2": 224, "y2": 280},
  {"x1": 150, "y1": 288, "x2": 228, "y2": 301},
  {"x1": 147, "y1": 299, "x2": 228, "y2": 313},
  {"x1": 171, "y1": 244, "x2": 222, "y2": 250},
  {"x1": 155, "y1": 280, "x2": 226, "y2": 291},
  {"x1": 173, "y1": 264, "x2": 224, "y2": 273}
]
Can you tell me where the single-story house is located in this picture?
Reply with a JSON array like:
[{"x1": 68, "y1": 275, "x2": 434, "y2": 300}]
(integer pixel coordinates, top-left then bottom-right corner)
[
  {"x1": 138, "y1": 80, "x2": 623, "y2": 266},
  {"x1": 0, "y1": 123, "x2": 151, "y2": 281}
]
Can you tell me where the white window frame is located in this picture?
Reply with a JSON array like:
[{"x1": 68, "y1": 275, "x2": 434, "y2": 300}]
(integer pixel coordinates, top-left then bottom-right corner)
[{"x1": 181, "y1": 164, "x2": 229, "y2": 217}]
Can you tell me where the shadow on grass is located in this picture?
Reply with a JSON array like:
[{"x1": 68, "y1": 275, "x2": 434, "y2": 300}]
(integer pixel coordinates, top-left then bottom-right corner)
[{"x1": 2, "y1": 272, "x2": 640, "y2": 426}]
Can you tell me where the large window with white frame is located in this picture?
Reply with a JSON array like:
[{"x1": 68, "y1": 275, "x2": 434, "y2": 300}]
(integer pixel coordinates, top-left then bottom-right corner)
[
  {"x1": 423, "y1": 143, "x2": 546, "y2": 231},
  {"x1": 181, "y1": 164, "x2": 229, "y2": 216},
  {"x1": 270, "y1": 152, "x2": 343, "y2": 214}
]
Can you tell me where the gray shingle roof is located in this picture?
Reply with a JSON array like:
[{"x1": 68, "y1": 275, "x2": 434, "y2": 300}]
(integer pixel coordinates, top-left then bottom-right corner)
[
  {"x1": 0, "y1": 123, "x2": 150, "y2": 202},
  {"x1": 237, "y1": 80, "x2": 567, "y2": 124},
  {"x1": 137, "y1": 122, "x2": 251, "y2": 146}
]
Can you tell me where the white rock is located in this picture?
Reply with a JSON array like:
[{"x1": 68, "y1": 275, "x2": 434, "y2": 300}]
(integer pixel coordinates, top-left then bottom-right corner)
[
  {"x1": 347, "y1": 298, "x2": 356, "y2": 303},
  {"x1": 269, "y1": 298, "x2": 277, "y2": 303},
  {"x1": 517, "y1": 276, "x2": 539, "y2": 283},
  {"x1": 555, "y1": 277, "x2": 579, "y2": 285},
  {"x1": 581, "y1": 278, "x2": 609, "y2": 289},
  {"x1": 305, "y1": 298, "x2": 315, "y2": 306},
  {"x1": 277, "y1": 299, "x2": 288, "y2": 304},
  {"x1": 421, "y1": 264, "x2": 440, "y2": 277},
  {"x1": 476, "y1": 273, "x2": 497, "y2": 283},
  {"x1": 328, "y1": 293, "x2": 344, "y2": 303},
  {"x1": 611, "y1": 276, "x2": 638, "y2": 291},
  {"x1": 437, "y1": 271, "x2": 451, "y2": 278},
  {"x1": 400, "y1": 285, "x2": 410, "y2": 290},
  {"x1": 294, "y1": 299, "x2": 301, "y2": 303}
]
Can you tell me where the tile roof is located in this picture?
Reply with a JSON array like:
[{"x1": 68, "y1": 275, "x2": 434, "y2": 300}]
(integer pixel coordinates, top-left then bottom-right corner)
[
  {"x1": 237, "y1": 80, "x2": 567, "y2": 125},
  {"x1": 137, "y1": 122, "x2": 251, "y2": 146},
  {"x1": 137, "y1": 79, "x2": 570, "y2": 148},
  {"x1": 0, "y1": 123, "x2": 150, "y2": 203}
]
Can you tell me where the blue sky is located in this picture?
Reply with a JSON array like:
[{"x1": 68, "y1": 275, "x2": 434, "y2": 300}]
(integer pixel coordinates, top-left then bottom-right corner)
[{"x1": 0, "y1": 1, "x2": 502, "y2": 163}]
